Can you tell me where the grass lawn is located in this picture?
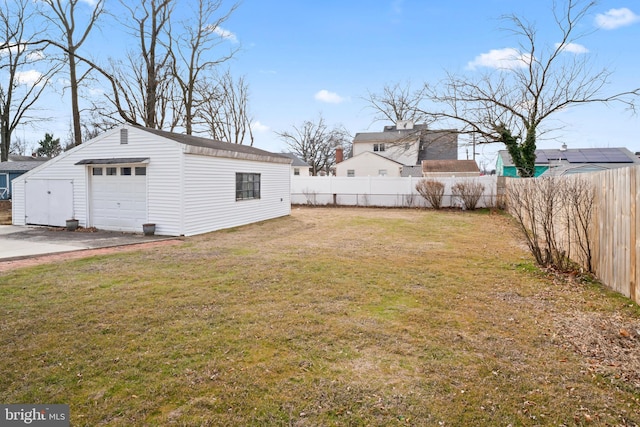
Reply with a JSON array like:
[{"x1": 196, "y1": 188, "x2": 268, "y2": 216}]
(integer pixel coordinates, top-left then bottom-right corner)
[{"x1": 1, "y1": 207, "x2": 639, "y2": 426}]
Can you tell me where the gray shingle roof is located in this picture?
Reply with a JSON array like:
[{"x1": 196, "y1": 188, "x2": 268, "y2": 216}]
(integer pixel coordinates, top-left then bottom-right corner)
[
  {"x1": 134, "y1": 125, "x2": 290, "y2": 164},
  {"x1": 279, "y1": 152, "x2": 310, "y2": 167},
  {"x1": 422, "y1": 160, "x2": 480, "y2": 173},
  {"x1": 0, "y1": 160, "x2": 48, "y2": 172}
]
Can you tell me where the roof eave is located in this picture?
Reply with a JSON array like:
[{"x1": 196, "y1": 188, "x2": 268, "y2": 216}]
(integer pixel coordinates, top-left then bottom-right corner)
[{"x1": 183, "y1": 145, "x2": 291, "y2": 164}]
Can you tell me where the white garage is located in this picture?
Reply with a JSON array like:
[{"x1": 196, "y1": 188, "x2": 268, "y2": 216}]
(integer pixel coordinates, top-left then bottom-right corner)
[{"x1": 12, "y1": 125, "x2": 292, "y2": 236}]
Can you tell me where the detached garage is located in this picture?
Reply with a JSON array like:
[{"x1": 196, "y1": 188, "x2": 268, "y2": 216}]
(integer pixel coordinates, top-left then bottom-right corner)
[{"x1": 12, "y1": 125, "x2": 292, "y2": 236}]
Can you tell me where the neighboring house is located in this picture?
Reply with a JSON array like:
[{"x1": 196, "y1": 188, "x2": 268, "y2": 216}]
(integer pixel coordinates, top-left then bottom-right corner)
[
  {"x1": 12, "y1": 125, "x2": 291, "y2": 236},
  {"x1": 496, "y1": 147, "x2": 640, "y2": 177},
  {"x1": 335, "y1": 151, "x2": 404, "y2": 177},
  {"x1": 335, "y1": 121, "x2": 458, "y2": 177},
  {"x1": 0, "y1": 155, "x2": 49, "y2": 200},
  {"x1": 280, "y1": 152, "x2": 311, "y2": 176},
  {"x1": 422, "y1": 160, "x2": 480, "y2": 178}
]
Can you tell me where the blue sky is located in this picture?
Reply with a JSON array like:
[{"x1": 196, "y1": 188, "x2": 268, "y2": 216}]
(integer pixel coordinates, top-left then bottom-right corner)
[{"x1": 15, "y1": 0, "x2": 640, "y2": 169}]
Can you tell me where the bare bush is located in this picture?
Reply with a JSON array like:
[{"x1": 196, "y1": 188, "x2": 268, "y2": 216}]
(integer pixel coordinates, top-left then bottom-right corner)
[
  {"x1": 562, "y1": 177, "x2": 595, "y2": 272},
  {"x1": 403, "y1": 193, "x2": 417, "y2": 208},
  {"x1": 416, "y1": 179, "x2": 445, "y2": 209},
  {"x1": 451, "y1": 180, "x2": 485, "y2": 210},
  {"x1": 302, "y1": 188, "x2": 318, "y2": 206},
  {"x1": 506, "y1": 176, "x2": 595, "y2": 273}
]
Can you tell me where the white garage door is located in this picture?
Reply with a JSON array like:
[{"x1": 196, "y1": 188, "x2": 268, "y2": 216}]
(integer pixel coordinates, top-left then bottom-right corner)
[
  {"x1": 90, "y1": 165, "x2": 147, "y2": 232},
  {"x1": 25, "y1": 179, "x2": 74, "y2": 227}
]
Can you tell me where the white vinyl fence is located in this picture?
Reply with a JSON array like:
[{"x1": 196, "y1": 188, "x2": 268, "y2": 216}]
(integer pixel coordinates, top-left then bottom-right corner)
[{"x1": 291, "y1": 175, "x2": 498, "y2": 208}]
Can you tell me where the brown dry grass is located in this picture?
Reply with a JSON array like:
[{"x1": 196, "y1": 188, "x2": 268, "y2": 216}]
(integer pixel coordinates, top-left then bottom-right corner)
[
  {"x1": 0, "y1": 200, "x2": 11, "y2": 225},
  {"x1": 1, "y1": 206, "x2": 639, "y2": 426}
]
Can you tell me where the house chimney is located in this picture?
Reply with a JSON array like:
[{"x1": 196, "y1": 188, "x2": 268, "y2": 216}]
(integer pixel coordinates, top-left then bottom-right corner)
[{"x1": 335, "y1": 146, "x2": 344, "y2": 163}]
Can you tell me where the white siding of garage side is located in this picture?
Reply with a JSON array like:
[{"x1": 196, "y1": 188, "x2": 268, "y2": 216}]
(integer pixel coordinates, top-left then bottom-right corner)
[{"x1": 182, "y1": 154, "x2": 291, "y2": 236}]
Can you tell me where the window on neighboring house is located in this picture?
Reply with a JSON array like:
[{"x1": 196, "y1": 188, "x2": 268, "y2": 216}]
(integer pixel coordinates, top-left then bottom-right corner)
[
  {"x1": 236, "y1": 173, "x2": 261, "y2": 200},
  {"x1": 92, "y1": 167, "x2": 103, "y2": 176},
  {"x1": 374, "y1": 143, "x2": 385, "y2": 152},
  {"x1": 294, "y1": 168, "x2": 300, "y2": 176},
  {"x1": 106, "y1": 167, "x2": 117, "y2": 176},
  {"x1": 347, "y1": 169, "x2": 355, "y2": 177},
  {"x1": 378, "y1": 169, "x2": 387, "y2": 176},
  {"x1": 121, "y1": 167, "x2": 132, "y2": 176}
]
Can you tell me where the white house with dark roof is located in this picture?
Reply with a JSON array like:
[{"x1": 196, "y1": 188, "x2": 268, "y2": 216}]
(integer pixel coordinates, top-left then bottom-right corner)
[
  {"x1": 11, "y1": 125, "x2": 291, "y2": 236},
  {"x1": 279, "y1": 152, "x2": 311, "y2": 176},
  {"x1": 335, "y1": 121, "x2": 458, "y2": 177}
]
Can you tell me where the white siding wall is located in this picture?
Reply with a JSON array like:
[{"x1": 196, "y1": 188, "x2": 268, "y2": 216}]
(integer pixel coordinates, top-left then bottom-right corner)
[
  {"x1": 182, "y1": 154, "x2": 291, "y2": 236},
  {"x1": 352, "y1": 141, "x2": 419, "y2": 166}
]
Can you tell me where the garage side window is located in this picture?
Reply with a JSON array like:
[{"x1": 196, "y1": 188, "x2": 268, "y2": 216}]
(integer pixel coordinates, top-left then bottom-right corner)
[
  {"x1": 121, "y1": 167, "x2": 132, "y2": 176},
  {"x1": 92, "y1": 167, "x2": 103, "y2": 176},
  {"x1": 135, "y1": 167, "x2": 146, "y2": 176},
  {"x1": 106, "y1": 167, "x2": 117, "y2": 176},
  {"x1": 235, "y1": 173, "x2": 261, "y2": 201}
]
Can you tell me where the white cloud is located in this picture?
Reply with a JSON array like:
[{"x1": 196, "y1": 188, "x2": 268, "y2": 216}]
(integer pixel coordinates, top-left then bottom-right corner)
[
  {"x1": 251, "y1": 121, "x2": 270, "y2": 133},
  {"x1": 80, "y1": 0, "x2": 98, "y2": 6},
  {"x1": 595, "y1": 8, "x2": 640, "y2": 30},
  {"x1": 467, "y1": 48, "x2": 532, "y2": 70},
  {"x1": 15, "y1": 69, "x2": 43, "y2": 85},
  {"x1": 207, "y1": 25, "x2": 239, "y2": 43},
  {"x1": 314, "y1": 89, "x2": 345, "y2": 104},
  {"x1": 555, "y1": 42, "x2": 589, "y2": 54}
]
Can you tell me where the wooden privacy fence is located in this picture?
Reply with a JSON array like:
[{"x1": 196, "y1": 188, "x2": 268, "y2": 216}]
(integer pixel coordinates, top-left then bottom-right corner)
[{"x1": 504, "y1": 166, "x2": 640, "y2": 303}]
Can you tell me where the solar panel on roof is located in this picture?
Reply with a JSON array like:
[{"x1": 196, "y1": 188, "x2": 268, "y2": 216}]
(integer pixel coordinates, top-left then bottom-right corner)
[
  {"x1": 565, "y1": 152, "x2": 588, "y2": 163},
  {"x1": 534, "y1": 152, "x2": 548, "y2": 163}
]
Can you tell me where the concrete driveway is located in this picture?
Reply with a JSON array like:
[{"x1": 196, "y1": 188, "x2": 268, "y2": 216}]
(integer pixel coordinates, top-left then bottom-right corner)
[{"x1": 0, "y1": 225, "x2": 171, "y2": 261}]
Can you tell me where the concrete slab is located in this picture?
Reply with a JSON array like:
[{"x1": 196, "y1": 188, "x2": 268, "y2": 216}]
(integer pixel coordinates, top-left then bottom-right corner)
[{"x1": 0, "y1": 225, "x2": 172, "y2": 261}]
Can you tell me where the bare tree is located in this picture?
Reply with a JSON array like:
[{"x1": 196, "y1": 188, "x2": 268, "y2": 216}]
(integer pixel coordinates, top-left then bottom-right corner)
[
  {"x1": 423, "y1": 0, "x2": 639, "y2": 177},
  {"x1": 198, "y1": 70, "x2": 253, "y2": 145},
  {"x1": 276, "y1": 117, "x2": 350, "y2": 176},
  {"x1": 364, "y1": 81, "x2": 432, "y2": 125},
  {"x1": 9, "y1": 135, "x2": 30, "y2": 155},
  {"x1": 40, "y1": 0, "x2": 105, "y2": 147},
  {"x1": 169, "y1": 0, "x2": 239, "y2": 135},
  {"x1": 0, "y1": 0, "x2": 60, "y2": 161},
  {"x1": 107, "y1": 0, "x2": 174, "y2": 129}
]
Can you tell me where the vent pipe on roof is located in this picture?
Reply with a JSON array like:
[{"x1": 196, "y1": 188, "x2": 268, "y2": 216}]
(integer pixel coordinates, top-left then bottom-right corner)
[{"x1": 560, "y1": 143, "x2": 567, "y2": 151}]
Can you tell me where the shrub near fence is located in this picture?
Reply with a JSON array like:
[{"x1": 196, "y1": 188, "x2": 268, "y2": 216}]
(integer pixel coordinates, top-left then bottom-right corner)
[
  {"x1": 505, "y1": 165, "x2": 640, "y2": 304},
  {"x1": 291, "y1": 175, "x2": 498, "y2": 208}
]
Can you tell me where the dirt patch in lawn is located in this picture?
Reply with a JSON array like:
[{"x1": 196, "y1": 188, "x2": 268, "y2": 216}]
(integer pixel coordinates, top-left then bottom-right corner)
[{"x1": 0, "y1": 200, "x2": 10, "y2": 225}]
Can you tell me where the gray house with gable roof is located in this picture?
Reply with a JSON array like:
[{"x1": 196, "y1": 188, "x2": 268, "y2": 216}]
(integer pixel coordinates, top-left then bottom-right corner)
[{"x1": 0, "y1": 155, "x2": 49, "y2": 200}]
